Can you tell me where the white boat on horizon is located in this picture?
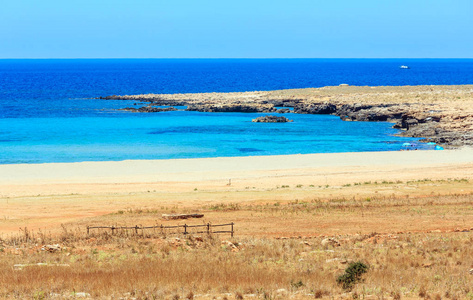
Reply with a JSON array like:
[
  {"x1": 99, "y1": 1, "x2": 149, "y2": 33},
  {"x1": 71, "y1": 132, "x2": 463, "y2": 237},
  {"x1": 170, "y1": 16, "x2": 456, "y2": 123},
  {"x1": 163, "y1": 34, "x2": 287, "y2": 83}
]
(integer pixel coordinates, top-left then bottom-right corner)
[{"x1": 400, "y1": 65, "x2": 410, "y2": 69}]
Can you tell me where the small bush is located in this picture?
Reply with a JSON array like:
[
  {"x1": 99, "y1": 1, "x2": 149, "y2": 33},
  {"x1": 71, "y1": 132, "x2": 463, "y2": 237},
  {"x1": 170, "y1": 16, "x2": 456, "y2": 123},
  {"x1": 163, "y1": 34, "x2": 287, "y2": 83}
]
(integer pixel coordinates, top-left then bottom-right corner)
[
  {"x1": 291, "y1": 280, "x2": 304, "y2": 289},
  {"x1": 336, "y1": 261, "x2": 369, "y2": 290},
  {"x1": 419, "y1": 286, "x2": 427, "y2": 298},
  {"x1": 391, "y1": 291, "x2": 401, "y2": 300}
]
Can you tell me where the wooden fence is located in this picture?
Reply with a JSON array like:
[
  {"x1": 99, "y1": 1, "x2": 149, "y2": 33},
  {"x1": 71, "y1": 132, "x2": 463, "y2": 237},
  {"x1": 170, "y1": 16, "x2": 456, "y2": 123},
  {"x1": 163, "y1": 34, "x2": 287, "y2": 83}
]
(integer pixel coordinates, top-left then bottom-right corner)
[{"x1": 87, "y1": 222, "x2": 234, "y2": 237}]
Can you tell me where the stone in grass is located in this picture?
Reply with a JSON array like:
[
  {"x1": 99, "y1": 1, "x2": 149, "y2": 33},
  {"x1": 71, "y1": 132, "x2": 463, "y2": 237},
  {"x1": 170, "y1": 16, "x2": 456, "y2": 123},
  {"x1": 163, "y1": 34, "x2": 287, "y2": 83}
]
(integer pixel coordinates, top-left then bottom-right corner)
[
  {"x1": 321, "y1": 238, "x2": 340, "y2": 247},
  {"x1": 252, "y1": 116, "x2": 293, "y2": 123}
]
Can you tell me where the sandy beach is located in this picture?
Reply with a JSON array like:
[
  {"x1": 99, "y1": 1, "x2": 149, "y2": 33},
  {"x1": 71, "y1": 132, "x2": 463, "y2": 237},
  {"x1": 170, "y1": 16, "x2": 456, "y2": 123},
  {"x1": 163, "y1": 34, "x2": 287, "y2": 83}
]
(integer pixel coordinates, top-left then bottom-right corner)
[
  {"x1": 1, "y1": 148, "x2": 473, "y2": 235},
  {"x1": 2, "y1": 147, "x2": 473, "y2": 190}
]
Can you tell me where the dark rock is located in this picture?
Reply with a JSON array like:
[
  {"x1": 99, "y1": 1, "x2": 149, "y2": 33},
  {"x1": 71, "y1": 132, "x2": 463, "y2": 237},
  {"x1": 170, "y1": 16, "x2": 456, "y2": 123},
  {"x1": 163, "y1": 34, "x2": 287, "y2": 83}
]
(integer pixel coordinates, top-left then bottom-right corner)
[
  {"x1": 294, "y1": 103, "x2": 337, "y2": 114},
  {"x1": 276, "y1": 108, "x2": 292, "y2": 113},
  {"x1": 186, "y1": 104, "x2": 276, "y2": 113},
  {"x1": 335, "y1": 104, "x2": 406, "y2": 122},
  {"x1": 252, "y1": 116, "x2": 293, "y2": 123},
  {"x1": 120, "y1": 106, "x2": 177, "y2": 113},
  {"x1": 402, "y1": 119, "x2": 419, "y2": 129}
]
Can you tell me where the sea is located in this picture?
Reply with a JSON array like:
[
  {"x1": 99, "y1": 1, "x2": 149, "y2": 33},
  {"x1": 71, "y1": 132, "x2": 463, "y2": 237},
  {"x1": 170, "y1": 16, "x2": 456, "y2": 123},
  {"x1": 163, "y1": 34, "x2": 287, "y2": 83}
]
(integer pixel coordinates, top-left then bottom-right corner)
[{"x1": 1, "y1": 59, "x2": 472, "y2": 164}]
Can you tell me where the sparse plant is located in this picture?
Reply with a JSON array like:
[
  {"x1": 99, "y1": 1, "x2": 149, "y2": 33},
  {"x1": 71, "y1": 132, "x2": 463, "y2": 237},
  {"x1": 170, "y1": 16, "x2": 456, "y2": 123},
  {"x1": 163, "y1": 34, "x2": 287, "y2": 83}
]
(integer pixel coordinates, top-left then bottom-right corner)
[
  {"x1": 314, "y1": 290, "x2": 323, "y2": 298},
  {"x1": 336, "y1": 261, "x2": 369, "y2": 290},
  {"x1": 290, "y1": 280, "x2": 304, "y2": 289},
  {"x1": 419, "y1": 286, "x2": 427, "y2": 298},
  {"x1": 391, "y1": 291, "x2": 401, "y2": 300}
]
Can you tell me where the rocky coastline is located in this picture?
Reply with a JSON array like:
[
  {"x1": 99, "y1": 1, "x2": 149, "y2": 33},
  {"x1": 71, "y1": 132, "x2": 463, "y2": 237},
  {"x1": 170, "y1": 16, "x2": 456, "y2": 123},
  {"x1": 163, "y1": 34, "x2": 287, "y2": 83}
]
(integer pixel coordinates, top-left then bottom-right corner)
[
  {"x1": 101, "y1": 85, "x2": 473, "y2": 147},
  {"x1": 119, "y1": 106, "x2": 177, "y2": 113}
]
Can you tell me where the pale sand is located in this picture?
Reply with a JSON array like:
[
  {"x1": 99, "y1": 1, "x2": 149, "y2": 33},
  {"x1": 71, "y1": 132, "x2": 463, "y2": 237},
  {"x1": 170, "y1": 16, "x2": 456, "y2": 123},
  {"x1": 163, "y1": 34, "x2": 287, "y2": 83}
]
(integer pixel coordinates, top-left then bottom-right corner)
[
  {"x1": 1, "y1": 149, "x2": 473, "y2": 234},
  {"x1": 1, "y1": 148, "x2": 473, "y2": 195}
]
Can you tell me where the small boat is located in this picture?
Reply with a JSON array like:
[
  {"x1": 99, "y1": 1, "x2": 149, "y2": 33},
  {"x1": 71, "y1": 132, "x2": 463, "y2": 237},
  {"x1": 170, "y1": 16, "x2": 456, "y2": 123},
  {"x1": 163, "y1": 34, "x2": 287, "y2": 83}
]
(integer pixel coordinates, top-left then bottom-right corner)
[{"x1": 400, "y1": 65, "x2": 410, "y2": 69}]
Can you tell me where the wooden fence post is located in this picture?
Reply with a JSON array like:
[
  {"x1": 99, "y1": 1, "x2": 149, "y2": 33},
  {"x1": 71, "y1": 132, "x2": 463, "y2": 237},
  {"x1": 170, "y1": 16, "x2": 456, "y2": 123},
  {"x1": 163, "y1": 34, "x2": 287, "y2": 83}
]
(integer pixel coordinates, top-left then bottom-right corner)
[{"x1": 86, "y1": 222, "x2": 234, "y2": 237}]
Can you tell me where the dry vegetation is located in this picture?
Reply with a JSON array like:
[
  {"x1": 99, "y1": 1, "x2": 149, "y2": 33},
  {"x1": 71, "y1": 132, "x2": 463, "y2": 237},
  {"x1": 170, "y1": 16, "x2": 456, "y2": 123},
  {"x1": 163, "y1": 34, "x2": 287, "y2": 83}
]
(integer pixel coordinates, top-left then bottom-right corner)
[{"x1": 1, "y1": 180, "x2": 473, "y2": 299}]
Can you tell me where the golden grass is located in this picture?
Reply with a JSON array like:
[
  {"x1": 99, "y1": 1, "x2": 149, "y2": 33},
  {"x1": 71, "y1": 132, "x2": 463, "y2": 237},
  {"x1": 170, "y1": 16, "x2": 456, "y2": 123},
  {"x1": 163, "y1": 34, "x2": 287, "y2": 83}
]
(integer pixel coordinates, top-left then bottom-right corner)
[
  {"x1": 69, "y1": 189, "x2": 473, "y2": 238},
  {"x1": 1, "y1": 189, "x2": 473, "y2": 299},
  {"x1": 1, "y1": 230, "x2": 473, "y2": 299}
]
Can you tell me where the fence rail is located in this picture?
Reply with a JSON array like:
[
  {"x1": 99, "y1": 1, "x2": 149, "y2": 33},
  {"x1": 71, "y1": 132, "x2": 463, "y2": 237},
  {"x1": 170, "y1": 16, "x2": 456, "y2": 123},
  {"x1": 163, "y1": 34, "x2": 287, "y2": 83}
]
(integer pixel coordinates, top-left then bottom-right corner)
[{"x1": 87, "y1": 222, "x2": 234, "y2": 237}]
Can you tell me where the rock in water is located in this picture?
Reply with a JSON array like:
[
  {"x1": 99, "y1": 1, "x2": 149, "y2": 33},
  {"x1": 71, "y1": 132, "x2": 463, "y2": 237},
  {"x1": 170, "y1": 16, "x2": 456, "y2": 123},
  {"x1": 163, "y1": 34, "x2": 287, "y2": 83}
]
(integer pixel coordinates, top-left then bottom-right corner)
[{"x1": 252, "y1": 116, "x2": 293, "y2": 123}]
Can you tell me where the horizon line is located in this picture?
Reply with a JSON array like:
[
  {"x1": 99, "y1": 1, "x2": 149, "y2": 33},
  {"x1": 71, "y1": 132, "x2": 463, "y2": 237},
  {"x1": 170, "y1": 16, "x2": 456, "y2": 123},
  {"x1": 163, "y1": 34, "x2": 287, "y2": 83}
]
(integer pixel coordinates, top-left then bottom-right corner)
[{"x1": 1, "y1": 57, "x2": 473, "y2": 60}]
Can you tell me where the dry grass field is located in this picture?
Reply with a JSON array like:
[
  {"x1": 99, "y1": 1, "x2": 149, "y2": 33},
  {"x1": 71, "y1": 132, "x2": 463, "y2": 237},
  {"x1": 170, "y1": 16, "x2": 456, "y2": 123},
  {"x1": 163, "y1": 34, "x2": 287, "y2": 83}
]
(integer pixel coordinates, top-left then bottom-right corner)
[{"x1": 1, "y1": 178, "x2": 473, "y2": 299}]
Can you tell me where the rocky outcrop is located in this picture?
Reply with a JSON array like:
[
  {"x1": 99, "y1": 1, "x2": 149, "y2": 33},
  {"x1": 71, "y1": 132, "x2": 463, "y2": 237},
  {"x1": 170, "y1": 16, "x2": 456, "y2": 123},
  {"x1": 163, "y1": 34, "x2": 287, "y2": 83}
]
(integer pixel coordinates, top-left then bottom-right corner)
[
  {"x1": 186, "y1": 104, "x2": 276, "y2": 113},
  {"x1": 101, "y1": 85, "x2": 473, "y2": 147},
  {"x1": 294, "y1": 103, "x2": 337, "y2": 114},
  {"x1": 120, "y1": 106, "x2": 177, "y2": 113},
  {"x1": 252, "y1": 116, "x2": 293, "y2": 123},
  {"x1": 401, "y1": 124, "x2": 473, "y2": 146},
  {"x1": 276, "y1": 108, "x2": 292, "y2": 113},
  {"x1": 331, "y1": 103, "x2": 409, "y2": 122}
]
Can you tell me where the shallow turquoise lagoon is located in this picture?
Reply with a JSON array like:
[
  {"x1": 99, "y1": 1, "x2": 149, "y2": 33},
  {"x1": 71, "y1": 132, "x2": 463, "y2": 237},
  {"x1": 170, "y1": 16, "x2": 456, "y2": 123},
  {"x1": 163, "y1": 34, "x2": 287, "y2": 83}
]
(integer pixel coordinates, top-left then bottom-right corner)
[{"x1": 0, "y1": 110, "x2": 424, "y2": 164}]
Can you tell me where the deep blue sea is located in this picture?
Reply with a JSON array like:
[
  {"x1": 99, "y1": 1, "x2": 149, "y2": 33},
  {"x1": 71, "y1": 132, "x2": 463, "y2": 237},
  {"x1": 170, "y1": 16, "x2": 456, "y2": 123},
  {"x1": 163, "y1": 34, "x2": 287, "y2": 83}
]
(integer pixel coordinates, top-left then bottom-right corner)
[{"x1": 1, "y1": 59, "x2": 472, "y2": 164}]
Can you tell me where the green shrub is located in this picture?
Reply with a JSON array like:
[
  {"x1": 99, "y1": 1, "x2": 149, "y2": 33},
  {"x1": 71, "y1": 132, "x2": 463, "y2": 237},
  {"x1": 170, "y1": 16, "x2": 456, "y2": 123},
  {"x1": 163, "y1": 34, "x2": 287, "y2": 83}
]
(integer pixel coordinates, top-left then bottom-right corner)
[
  {"x1": 336, "y1": 261, "x2": 369, "y2": 290},
  {"x1": 290, "y1": 280, "x2": 304, "y2": 289}
]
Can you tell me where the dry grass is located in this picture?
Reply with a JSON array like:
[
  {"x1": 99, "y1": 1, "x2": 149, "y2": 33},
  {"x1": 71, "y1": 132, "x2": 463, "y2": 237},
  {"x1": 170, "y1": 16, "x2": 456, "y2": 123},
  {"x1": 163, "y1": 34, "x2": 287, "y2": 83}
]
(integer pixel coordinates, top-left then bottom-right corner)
[
  {"x1": 1, "y1": 229, "x2": 473, "y2": 299},
  {"x1": 1, "y1": 190, "x2": 473, "y2": 299},
  {"x1": 70, "y1": 187, "x2": 473, "y2": 238},
  {"x1": 1, "y1": 179, "x2": 473, "y2": 299}
]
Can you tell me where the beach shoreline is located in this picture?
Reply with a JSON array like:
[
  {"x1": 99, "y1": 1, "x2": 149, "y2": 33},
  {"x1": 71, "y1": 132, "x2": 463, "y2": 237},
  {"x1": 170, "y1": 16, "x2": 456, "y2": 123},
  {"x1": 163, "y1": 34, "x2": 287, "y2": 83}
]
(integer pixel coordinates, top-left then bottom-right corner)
[
  {"x1": 1, "y1": 148, "x2": 473, "y2": 194},
  {"x1": 1, "y1": 148, "x2": 473, "y2": 235}
]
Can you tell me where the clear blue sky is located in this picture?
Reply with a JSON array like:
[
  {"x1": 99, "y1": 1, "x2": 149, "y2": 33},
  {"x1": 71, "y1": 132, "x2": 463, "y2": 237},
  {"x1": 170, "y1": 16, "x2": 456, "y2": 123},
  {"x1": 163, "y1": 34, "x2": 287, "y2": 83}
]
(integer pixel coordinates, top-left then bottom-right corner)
[{"x1": 1, "y1": 0, "x2": 472, "y2": 58}]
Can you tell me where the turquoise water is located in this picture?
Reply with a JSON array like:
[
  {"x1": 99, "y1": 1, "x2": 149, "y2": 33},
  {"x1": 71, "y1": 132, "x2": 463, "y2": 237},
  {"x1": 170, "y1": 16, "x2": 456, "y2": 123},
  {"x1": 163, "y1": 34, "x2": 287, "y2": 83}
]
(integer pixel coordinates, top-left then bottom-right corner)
[
  {"x1": 2, "y1": 59, "x2": 470, "y2": 164},
  {"x1": 0, "y1": 110, "x2": 422, "y2": 164}
]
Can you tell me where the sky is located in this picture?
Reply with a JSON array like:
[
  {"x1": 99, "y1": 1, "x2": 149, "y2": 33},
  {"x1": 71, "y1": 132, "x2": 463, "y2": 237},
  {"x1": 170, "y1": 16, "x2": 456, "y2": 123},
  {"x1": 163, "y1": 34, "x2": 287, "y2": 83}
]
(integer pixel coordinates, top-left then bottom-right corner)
[{"x1": 1, "y1": 0, "x2": 472, "y2": 58}]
